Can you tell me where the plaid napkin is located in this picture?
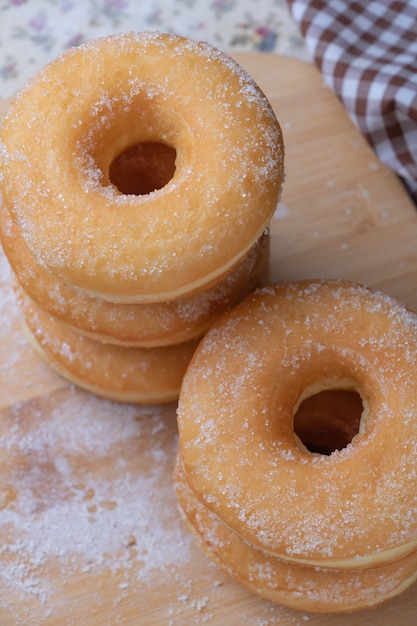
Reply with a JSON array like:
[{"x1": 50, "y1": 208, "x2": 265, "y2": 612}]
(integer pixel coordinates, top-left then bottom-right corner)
[{"x1": 287, "y1": 0, "x2": 417, "y2": 204}]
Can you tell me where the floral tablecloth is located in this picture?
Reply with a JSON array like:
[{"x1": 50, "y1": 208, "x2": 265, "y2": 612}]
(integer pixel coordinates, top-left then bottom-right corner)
[{"x1": 0, "y1": 0, "x2": 309, "y2": 98}]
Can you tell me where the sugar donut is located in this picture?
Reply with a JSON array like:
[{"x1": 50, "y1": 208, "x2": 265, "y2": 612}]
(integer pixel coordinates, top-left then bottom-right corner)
[
  {"x1": 15, "y1": 285, "x2": 199, "y2": 404},
  {"x1": 0, "y1": 203, "x2": 269, "y2": 347},
  {"x1": 174, "y1": 456, "x2": 417, "y2": 613},
  {"x1": 177, "y1": 279, "x2": 417, "y2": 569},
  {"x1": 0, "y1": 31, "x2": 283, "y2": 303}
]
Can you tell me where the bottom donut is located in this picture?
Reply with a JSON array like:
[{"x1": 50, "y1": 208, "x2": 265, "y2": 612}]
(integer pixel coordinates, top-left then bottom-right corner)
[
  {"x1": 174, "y1": 455, "x2": 417, "y2": 613},
  {"x1": 15, "y1": 285, "x2": 199, "y2": 404}
]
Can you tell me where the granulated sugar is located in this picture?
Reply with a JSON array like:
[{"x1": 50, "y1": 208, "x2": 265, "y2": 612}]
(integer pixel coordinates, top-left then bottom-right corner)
[{"x1": 0, "y1": 382, "x2": 197, "y2": 621}]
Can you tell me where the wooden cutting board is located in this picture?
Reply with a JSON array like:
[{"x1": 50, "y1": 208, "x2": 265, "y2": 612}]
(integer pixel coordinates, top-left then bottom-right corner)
[{"x1": 0, "y1": 52, "x2": 417, "y2": 625}]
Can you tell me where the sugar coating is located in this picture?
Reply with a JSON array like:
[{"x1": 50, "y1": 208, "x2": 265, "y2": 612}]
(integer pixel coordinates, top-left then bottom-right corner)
[
  {"x1": 177, "y1": 279, "x2": 417, "y2": 566},
  {"x1": 0, "y1": 31, "x2": 284, "y2": 302}
]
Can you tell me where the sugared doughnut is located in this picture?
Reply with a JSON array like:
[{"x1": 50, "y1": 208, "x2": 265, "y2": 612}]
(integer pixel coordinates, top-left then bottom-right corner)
[
  {"x1": 177, "y1": 279, "x2": 417, "y2": 569},
  {"x1": 0, "y1": 31, "x2": 283, "y2": 303},
  {"x1": 15, "y1": 285, "x2": 199, "y2": 404},
  {"x1": 0, "y1": 203, "x2": 269, "y2": 347},
  {"x1": 174, "y1": 455, "x2": 417, "y2": 613}
]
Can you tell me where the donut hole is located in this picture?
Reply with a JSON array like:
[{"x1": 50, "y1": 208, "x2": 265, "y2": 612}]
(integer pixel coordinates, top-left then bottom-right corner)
[
  {"x1": 293, "y1": 389, "x2": 363, "y2": 455},
  {"x1": 109, "y1": 142, "x2": 177, "y2": 195}
]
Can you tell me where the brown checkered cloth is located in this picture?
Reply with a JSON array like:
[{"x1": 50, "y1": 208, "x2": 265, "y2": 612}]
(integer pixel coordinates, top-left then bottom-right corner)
[{"x1": 287, "y1": 0, "x2": 417, "y2": 204}]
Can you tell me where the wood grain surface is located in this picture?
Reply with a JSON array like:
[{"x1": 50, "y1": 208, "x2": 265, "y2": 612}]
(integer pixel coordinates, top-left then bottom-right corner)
[{"x1": 0, "y1": 52, "x2": 416, "y2": 625}]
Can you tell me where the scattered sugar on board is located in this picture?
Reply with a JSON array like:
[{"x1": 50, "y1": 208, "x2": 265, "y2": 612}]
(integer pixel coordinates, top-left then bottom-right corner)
[{"x1": 0, "y1": 385, "x2": 198, "y2": 622}]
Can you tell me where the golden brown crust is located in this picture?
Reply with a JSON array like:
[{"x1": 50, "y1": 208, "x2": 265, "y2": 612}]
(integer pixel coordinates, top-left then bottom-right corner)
[
  {"x1": 174, "y1": 454, "x2": 417, "y2": 613},
  {"x1": 0, "y1": 32, "x2": 283, "y2": 303},
  {"x1": 0, "y1": 203, "x2": 269, "y2": 347},
  {"x1": 15, "y1": 285, "x2": 199, "y2": 404},
  {"x1": 177, "y1": 279, "x2": 417, "y2": 568}
]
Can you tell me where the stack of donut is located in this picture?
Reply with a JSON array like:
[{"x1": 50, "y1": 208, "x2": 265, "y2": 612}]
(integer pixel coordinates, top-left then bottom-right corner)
[
  {"x1": 176, "y1": 279, "x2": 417, "y2": 612},
  {"x1": 0, "y1": 32, "x2": 284, "y2": 403}
]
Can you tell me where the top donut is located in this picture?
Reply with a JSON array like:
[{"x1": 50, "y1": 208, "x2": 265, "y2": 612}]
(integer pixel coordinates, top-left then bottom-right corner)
[{"x1": 0, "y1": 31, "x2": 284, "y2": 303}]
